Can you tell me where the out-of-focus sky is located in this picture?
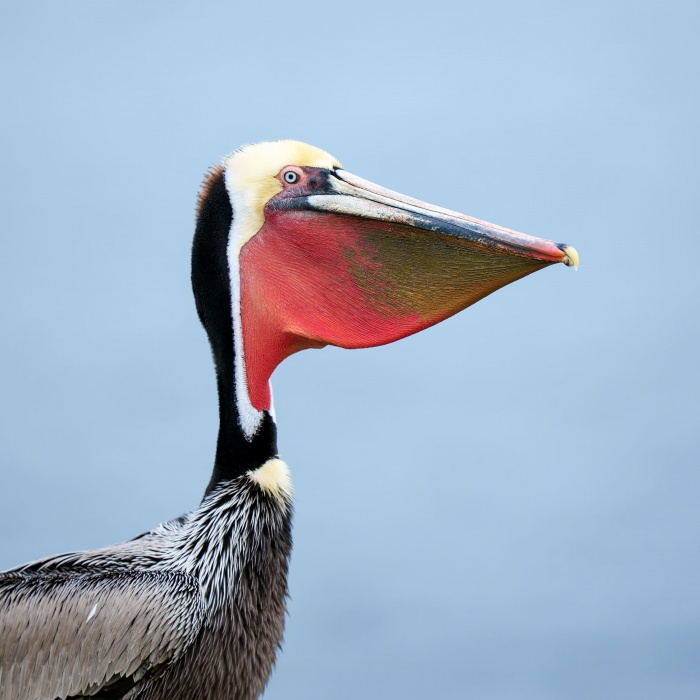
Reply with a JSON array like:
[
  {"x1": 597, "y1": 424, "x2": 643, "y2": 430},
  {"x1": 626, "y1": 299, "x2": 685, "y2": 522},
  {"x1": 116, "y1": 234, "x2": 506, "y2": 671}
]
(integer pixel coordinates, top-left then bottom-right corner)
[{"x1": 1, "y1": 1, "x2": 698, "y2": 698}]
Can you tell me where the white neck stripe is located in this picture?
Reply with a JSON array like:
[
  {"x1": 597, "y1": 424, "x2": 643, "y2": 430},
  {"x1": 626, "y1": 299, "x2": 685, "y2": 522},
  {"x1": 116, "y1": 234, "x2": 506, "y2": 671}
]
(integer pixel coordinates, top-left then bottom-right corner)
[{"x1": 224, "y1": 166, "x2": 271, "y2": 440}]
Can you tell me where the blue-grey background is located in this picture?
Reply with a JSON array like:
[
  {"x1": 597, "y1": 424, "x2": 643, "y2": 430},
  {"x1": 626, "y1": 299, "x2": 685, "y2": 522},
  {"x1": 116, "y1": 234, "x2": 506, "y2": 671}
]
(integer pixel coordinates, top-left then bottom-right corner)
[{"x1": 1, "y1": 1, "x2": 698, "y2": 698}]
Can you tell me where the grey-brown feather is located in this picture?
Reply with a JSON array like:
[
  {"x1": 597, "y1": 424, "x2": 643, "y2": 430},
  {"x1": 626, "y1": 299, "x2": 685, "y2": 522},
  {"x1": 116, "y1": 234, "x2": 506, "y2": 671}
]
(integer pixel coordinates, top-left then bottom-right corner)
[
  {"x1": 0, "y1": 476, "x2": 292, "y2": 700},
  {"x1": 0, "y1": 570, "x2": 203, "y2": 700}
]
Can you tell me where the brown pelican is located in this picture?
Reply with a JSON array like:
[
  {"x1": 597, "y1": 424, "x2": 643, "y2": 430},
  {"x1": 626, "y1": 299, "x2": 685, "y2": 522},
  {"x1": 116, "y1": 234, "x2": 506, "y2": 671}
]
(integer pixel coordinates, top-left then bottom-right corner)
[{"x1": 0, "y1": 140, "x2": 578, "y2": 700}]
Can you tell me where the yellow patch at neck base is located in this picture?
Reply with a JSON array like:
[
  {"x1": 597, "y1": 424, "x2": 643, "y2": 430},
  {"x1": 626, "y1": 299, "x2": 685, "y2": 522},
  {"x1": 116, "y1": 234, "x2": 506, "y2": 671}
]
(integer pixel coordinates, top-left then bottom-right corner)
[{"x1": 247, "y1": 458, "x2": 293, "y2": 505}]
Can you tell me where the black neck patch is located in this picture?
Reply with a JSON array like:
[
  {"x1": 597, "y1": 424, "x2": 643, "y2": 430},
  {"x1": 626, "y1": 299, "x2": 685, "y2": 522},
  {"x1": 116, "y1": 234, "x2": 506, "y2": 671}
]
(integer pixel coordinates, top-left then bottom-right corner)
[{"x1": 191, "y1": 167, "x2": 278, "y2": 497}]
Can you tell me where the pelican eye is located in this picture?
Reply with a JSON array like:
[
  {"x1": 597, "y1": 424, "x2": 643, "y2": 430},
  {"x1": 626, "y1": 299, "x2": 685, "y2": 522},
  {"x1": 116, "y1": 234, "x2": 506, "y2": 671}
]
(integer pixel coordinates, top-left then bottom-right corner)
[{"x1": 284, "y1": 171, "x2": 298, "y2": 184}]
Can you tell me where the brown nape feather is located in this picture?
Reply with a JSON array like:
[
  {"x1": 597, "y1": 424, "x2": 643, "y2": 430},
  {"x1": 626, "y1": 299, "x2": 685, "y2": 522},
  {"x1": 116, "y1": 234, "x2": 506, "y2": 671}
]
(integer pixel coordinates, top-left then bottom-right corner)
[{"x1": 197, "y1": 165, "x2": 226, "y2": 217}]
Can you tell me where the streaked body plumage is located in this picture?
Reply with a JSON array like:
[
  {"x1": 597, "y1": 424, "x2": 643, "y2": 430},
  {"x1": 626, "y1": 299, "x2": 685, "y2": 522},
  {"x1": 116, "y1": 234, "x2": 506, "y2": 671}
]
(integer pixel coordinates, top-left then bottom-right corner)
[{"x1": 1, "y1": 468, "x2": 292, "y2": 700}]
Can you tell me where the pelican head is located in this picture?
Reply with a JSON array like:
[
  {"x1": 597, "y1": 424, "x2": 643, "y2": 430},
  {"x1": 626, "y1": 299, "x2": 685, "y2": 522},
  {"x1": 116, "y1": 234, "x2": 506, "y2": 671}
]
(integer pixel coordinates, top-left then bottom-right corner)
[{"x1": 192, "y1": 139, "x2": 578, "y2": 452}]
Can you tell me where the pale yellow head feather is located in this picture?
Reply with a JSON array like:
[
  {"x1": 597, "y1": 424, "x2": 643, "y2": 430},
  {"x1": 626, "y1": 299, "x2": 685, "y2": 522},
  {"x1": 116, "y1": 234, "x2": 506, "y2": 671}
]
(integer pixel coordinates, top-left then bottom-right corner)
[{"x1": 224, "y1": 140, "x2": 342, "y2": 253}]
